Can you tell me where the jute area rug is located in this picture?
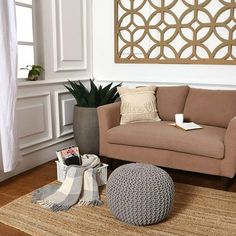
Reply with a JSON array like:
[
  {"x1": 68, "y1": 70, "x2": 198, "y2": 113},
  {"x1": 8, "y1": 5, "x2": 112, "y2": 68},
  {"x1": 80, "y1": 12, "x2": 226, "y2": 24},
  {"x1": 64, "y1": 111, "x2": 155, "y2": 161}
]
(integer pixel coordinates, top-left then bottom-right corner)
[{"x1": 0, "y1": 182, "x2": 235, "y2": 236}]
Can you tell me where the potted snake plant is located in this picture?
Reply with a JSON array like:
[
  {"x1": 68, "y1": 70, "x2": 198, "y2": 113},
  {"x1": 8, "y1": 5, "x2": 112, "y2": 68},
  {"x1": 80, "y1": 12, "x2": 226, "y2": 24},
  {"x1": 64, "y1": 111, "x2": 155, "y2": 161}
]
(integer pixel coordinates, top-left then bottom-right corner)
[{"x1": 65, "y1": 79, "x2": 121, "y2": 154}]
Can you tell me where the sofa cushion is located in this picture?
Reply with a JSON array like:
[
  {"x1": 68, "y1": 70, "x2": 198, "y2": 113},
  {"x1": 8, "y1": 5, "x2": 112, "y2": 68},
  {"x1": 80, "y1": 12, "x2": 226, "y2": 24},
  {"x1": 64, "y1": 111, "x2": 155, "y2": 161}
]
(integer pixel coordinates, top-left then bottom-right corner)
[
  {"x1": 117, "y1": 86, "x2": 161, "y2": 125},
  {"x1": 156, "y1": 86, "x2": 189, "y2": 121},
  {"x1": 107, "y1": 121, "x2": 226, "y2": 159},
  {"x1": 184, "y1": 88, "x2": 236, "y2": 128}
]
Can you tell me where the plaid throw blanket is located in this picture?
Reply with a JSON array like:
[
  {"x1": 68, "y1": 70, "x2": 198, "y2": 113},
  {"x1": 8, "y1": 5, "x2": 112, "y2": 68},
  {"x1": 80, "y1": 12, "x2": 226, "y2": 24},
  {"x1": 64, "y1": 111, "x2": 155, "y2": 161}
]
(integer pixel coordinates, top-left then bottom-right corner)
[{"x1": 32, "y1": 155, "x2": 102, "y2": 212}]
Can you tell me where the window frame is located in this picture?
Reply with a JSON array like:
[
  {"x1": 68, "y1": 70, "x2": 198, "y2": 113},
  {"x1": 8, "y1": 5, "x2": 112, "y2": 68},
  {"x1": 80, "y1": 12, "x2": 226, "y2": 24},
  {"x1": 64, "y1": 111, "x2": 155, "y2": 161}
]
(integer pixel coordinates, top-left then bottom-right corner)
[{"x1": 15, "y1": 0, "x2": 38, "y2": 79}]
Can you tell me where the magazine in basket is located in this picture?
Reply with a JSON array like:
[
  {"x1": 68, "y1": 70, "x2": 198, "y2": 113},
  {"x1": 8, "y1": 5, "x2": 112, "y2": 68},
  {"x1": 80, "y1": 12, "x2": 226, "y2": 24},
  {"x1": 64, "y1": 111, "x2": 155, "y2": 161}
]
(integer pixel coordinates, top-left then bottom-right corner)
[{"x1": 56, "y1": 146, "x2": 108, "y2": 186}]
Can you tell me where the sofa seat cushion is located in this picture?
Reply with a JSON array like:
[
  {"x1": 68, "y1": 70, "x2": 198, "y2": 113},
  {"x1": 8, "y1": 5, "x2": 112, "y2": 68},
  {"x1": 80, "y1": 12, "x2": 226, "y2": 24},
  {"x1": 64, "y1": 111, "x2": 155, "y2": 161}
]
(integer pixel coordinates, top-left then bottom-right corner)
[{"x1": 107, "y1": 121, "x2": 226, "y2": 159}]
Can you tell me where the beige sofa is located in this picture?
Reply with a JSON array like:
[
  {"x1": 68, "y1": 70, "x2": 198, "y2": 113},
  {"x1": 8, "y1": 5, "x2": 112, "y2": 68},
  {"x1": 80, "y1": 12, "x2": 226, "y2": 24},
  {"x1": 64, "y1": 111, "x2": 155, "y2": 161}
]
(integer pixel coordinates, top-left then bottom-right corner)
[{"x1": 97, "y1": 86, "x2": 236, "y2": 179}]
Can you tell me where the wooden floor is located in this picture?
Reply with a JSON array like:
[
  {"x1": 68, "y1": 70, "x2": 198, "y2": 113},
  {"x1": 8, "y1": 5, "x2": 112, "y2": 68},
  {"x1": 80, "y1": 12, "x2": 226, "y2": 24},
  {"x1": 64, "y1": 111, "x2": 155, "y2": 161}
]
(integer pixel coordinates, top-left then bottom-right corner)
[
  {"x1": 0, "y1": 161, "x2": 57, "y2": 236},
  {"x1": 0, "y1": 160, "x2": 236, "y2": 236}
]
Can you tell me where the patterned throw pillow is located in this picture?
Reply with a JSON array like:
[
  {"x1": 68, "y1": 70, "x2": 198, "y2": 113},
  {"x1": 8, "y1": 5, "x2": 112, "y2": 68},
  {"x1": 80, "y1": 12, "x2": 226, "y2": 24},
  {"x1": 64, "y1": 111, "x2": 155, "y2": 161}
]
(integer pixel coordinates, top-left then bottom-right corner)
[{"x1": 117, "y1": 85, "x2": 161, "y2": 125}]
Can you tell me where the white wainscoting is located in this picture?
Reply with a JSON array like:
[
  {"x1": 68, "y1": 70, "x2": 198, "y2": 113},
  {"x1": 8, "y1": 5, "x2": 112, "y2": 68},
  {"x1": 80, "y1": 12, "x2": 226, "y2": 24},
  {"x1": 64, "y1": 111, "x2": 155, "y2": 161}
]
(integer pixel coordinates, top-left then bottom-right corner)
[
  {"x1": 16, "y1": 93, "x2": 53, "y2": 149},
  {"x1": 54, "y1": 90, "x2": 76, "y2": 138},
  {"x1": 1, "y1": 0, "x2": 92, "y2": 182},
  {"x1": 52, "y1": 0, "x2": 88, "y2": 72}
]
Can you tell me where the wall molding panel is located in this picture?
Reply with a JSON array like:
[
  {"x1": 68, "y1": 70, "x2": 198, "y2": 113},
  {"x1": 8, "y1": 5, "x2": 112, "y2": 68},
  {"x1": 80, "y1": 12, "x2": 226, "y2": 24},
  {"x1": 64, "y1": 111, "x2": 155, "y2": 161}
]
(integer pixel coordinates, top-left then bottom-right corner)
[
  {"x1": 17, "y1": 104, "x2": 45, "y2": 138},
  {"x1": 52, "y1": 0, "x2": 88, "y2": 71},
  {"x1": 17, "y1": 93, "x2": 53, "y2": 149},
  {"x1": 54, "y1": 90, "x2": 76, "y2": 138}
]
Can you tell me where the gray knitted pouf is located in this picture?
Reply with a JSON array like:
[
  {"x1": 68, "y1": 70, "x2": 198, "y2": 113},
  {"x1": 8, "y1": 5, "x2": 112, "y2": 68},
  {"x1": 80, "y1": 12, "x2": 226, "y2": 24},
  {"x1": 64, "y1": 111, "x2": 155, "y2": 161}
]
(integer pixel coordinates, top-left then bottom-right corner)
[{"x1": 106, "y1": 163, "x2": 175, "y2": 226}]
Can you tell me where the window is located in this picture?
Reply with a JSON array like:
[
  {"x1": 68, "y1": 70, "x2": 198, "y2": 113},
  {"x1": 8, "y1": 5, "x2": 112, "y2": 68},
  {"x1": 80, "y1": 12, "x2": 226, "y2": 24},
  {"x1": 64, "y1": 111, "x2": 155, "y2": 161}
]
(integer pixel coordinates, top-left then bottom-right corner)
[{"x1": 15, "y1": 0, "x2": 35, "y2": 79}]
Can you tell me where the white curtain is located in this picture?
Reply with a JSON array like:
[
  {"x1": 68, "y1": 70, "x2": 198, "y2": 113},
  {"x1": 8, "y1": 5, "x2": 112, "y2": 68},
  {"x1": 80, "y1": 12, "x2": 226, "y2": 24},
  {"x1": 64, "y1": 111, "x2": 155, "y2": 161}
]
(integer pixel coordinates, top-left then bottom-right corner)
[{"x1": 0, "y1": 0, "x2": 21, "y2": 172}]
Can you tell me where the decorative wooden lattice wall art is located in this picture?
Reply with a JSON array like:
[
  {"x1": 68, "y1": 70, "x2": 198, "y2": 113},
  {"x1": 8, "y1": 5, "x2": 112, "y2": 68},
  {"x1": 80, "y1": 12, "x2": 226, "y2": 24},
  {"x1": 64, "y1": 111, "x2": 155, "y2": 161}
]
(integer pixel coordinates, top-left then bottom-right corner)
[{"x1": 114, "y1": 0, "x2": 236, "y2": 64}]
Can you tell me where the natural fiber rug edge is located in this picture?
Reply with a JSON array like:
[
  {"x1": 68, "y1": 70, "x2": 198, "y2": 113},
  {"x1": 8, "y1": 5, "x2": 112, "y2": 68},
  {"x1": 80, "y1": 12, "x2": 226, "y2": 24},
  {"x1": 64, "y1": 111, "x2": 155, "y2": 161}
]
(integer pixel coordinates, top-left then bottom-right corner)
[{"x1": 0, "y1": 182, "x2": 236, "y2": 236}]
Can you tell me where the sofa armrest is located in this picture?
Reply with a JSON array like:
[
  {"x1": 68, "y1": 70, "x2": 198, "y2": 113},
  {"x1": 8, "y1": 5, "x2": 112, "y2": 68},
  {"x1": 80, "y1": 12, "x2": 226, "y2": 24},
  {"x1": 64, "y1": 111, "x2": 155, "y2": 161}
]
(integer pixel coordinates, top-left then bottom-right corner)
[
  {"x1": 223, "y1": 116, "x2": 236, "y2": 177},
  {"x1": 97, "y1": 102, "x2": 121, "y2": 156}
]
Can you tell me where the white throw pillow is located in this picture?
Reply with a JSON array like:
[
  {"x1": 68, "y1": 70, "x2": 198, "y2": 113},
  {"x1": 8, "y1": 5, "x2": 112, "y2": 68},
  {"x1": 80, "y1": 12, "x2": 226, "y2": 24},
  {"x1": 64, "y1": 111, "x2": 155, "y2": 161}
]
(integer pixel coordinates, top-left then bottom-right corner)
[{"x1": 117, "y1": 85, "x2": 161, "y2": 125}]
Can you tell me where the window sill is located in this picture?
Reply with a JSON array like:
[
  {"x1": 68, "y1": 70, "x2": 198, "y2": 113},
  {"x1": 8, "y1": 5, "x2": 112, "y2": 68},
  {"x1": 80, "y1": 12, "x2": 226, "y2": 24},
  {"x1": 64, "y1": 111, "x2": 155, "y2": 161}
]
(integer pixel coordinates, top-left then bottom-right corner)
[{"x1": 17, "y1": 77, "x2": 90, "y2": 87}]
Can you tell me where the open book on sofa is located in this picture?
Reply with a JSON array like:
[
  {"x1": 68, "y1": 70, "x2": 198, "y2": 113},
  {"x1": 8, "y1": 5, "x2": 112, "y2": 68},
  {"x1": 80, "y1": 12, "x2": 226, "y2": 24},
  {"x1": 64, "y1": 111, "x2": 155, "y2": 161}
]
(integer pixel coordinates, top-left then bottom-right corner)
[{"x1": 173, "y1": 122, "x2": 203, "y2": 131}]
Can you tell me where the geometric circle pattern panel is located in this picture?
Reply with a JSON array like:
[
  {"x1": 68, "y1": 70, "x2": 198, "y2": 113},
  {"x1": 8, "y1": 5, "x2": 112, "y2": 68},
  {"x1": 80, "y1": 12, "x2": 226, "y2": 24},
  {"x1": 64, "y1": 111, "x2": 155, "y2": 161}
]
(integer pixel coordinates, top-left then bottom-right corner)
[{"x1": 115, "y1": 0, "x2": 236, "y2": 64}]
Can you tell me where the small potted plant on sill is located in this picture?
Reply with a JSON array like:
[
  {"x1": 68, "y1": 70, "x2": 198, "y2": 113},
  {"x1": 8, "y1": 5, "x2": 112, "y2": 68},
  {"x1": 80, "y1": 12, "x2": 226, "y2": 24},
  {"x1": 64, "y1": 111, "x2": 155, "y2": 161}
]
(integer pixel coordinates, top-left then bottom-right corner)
[
  {"x1": 20, "y1": 65, "x2": 44, "y2": 81},
  {"x1": 65, "y1": 79, "x2": 122, "y2": 154}
]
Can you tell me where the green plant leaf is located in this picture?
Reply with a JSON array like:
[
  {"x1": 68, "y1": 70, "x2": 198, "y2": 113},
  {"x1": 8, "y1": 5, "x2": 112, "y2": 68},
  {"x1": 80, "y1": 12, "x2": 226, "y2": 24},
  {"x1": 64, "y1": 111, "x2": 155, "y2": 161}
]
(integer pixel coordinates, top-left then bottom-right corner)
[
  {"x1": 69, "y1": 81, "x2": 87, "y2": 102},
  {"x1": 21, "y1": 64, "x2": 44, "y2": 77},
  {"x1": 33, "y1": 68, "x2": 41, "y2": 74},
  {"x1": 31, "y1": 70, "x2": 40, "y2": 76},
  {"x1": 100, "y1": 82, "x2": 113, "y2": 97},
  {"x1": 78, "y1": 81, "x2": 89, "y2": 96},
  {"x1": 64, "y1": 80, "x2": 122, "y2": 107},
  {"x1": 76, "y1": 81, "x2": 90, "y2": 101},
  {"x1": 77, "y1": 97, "x2": 88, "y2": 107},
  {"x1": 65, "y1": 81, "x2": 90, "y2": 107},
  {"x1": 110, "y1": 92, "x2": 120, "y2": 103},
  {"x1": 98, "y1": 85, "x2": 102, "y2": 92},
  {"x1": 32, "y1": 65, "x2": 44, "y2": 71},
  {"x1": 88, "y1": 79, "x2": 99, "y2": 107},
  {"x1": 99, "y1": 82, "x2": 122, "y2": 106},
  {"x1": 64, "y1": 85, "x2": 80, "y2": 105}
]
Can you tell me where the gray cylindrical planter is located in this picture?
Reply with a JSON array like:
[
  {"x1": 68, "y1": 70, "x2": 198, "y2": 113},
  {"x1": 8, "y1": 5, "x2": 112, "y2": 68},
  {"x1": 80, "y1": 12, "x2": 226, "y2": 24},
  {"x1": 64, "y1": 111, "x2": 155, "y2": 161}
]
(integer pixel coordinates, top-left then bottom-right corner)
[{"x1": 73, "y1": 106, "x2": 99, "y2": 155}]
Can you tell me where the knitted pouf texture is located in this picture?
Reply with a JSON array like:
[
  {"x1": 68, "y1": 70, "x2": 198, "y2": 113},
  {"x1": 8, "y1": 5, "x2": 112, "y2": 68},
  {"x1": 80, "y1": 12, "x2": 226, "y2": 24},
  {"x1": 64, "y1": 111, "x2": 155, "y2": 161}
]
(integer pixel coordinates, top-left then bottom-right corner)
[{"x1": 106, "y1": 163, "x2": 175, "y2": 226}]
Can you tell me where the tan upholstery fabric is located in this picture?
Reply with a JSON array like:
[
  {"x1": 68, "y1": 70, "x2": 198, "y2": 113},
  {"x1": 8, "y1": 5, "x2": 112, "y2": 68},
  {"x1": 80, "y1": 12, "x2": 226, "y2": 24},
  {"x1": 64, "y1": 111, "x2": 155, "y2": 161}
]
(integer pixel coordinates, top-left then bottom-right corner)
[
  {"x1": 184, "y1": 88, "x2": 236, "y2": 128},
  {"x1": 117, "y1": 86, "x2": 161, "y2": 125},
  {"x1": 107, "y1": 122, "x2": 226, "y2": 159},
  {"x1": 223, "y1": 116, "x2": 236, "y2": 177},
  {"x1": 156, "y1": 86, "x2": 189, "y2": 121},
  {"x1": 103, "y1": 144, "x2": 233, "y2": 178},
  {"x1": 97, "y1": 102, "x2": 121, "y2": 156},
  {"x1": 97, "y1": 93, "x2": 236, "y2": 178}
]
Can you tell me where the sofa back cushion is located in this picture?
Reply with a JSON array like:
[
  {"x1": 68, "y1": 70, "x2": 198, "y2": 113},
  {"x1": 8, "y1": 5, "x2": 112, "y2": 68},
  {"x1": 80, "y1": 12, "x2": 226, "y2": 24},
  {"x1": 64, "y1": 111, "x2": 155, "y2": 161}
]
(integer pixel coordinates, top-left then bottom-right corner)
[
  {"x1": 156, "y1": 86, "x2": 189, "y2": 121},
  {"x1": 184, "y1": 88, "x2": 236, "y2": 128}
]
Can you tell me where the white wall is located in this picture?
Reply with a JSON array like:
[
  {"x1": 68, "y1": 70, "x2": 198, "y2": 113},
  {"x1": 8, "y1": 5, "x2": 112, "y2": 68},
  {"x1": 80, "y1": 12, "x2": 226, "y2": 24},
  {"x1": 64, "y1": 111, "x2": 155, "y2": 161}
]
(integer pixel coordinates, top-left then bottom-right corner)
[
  {"x1": 0, "y1": 0, "x2": 92, "y2": 181},
  {"x1": 93, "y1": 0, "x2": 236, "y2": 89}
]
